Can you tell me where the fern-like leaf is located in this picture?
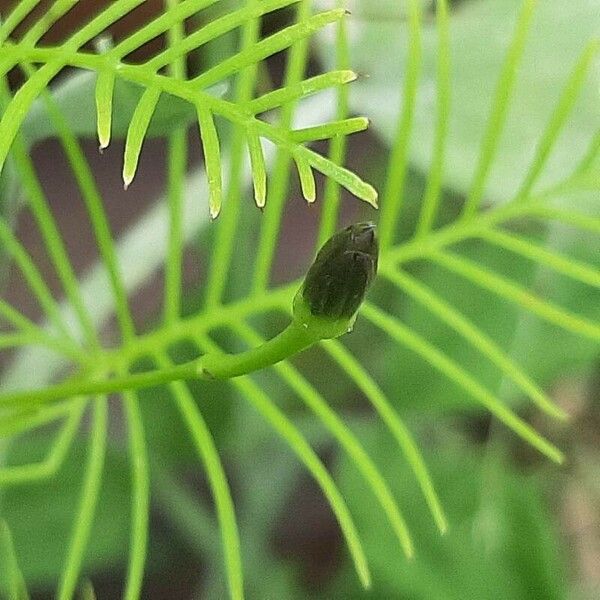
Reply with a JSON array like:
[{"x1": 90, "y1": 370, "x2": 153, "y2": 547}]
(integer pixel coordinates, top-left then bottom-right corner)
[{"x1": 0, "y1": 0, "x2": 598, "y2": 598}]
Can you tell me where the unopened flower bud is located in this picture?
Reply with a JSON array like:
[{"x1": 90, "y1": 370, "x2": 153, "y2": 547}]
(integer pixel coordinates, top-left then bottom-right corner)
[{"x1": 301, "y1": 221, "x2": 378, "y2": 320}]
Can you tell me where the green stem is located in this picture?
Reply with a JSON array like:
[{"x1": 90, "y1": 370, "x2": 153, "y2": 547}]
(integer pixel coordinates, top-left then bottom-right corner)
[
  {"x1": 200, "y1": 319, "x2": 317, "y2": 378},
  {"x1": 0, "y1": 302, "x2": 346, "y2": 408}
]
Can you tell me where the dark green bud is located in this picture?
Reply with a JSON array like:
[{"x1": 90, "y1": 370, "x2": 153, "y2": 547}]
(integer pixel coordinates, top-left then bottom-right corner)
[{"x1": 301, "y1": 221, "x2": 378, "y2": 320}]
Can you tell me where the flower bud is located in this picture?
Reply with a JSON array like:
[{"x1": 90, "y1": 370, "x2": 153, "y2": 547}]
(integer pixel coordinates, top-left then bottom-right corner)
[{"x1": 301, "y1": 221, "x2": 378, "y2": 320}]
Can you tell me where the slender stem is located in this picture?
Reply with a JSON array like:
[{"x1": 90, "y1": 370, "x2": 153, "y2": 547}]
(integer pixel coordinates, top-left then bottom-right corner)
[
  {"x1": 0, "y1": 309, "x2": 331, "y2": 408},
  {"x1": 200, "y1": 319, "x2": 318, "y2": 378},
  {"x1": 0, "y1": 362, "x2": 199, "y2": 408},
  {"x1": 10, "y1": 132, "x2": 99, "y2": 350},
  {"x1": 461, "y1": 0, "x2": 538, "y2": 218},
  {"x1": 234, "y1": 321, "x2": 414, "y2": 558},
  {"x1": 317, "y1": 2, "x2": 350, "y2": 247},
  {"x1": 20, "y1": 61, "x2": 137, "y2": 344},
  {"x1": 0, "y1": 0, "x2": 41, "y2": 44},
  {"x1": 378, "y1": 0, "x2": 422, "y2": 251},
  {"x1": 157, "y1": 351, "x2": 244, "y2": 600},
  {"x1": 0, "y1": 400, "x2": 85, "y2": 485},
  {"x1": 513, "y1": 40, "x2": 600, "y2": 203},
  {"x1": 57, "y1": 397, "x2": 108, "y2": 600},
  {"x1": 163, "y1": 0, "x2": 188, "y2": 325},
  {"x1": 415, "y1": 0, "x2": 450, "y2": 237},
  {"x1": 122, "y1": 389, "x2": 149, "y2": 600},
  {"x1": 322, "y1": 337, "x2": 448, "y2": 535}
]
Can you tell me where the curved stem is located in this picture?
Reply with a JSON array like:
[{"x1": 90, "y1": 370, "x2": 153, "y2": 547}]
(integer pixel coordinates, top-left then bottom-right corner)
[{"x1": 0, "y1": 306, "x2": 341, "y2": 408}]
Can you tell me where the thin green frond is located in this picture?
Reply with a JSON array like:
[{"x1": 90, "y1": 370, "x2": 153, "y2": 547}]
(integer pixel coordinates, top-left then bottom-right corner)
[
  {"x1": 525, "y1": 205, "x2": 600, "y2": 235},
  {"x1": 361, "y1": 302, "x2": 564, "y2": 464},
  {"x1": 122, "y1": 390, "x2": 149, "y2": 600},
  {"x1": 22, "y1": 0, "x2": 78, "y2": 46},
  {"x1": 247, "y1": 131, "x2": 267, "y2": 208},
  {"x1": 378, "y1": 0, "x2": 422, "y2": 251},
  {"x1": 290, "y1": 118, "x2": 369, "y2": 144},
  {"x1": 0, "y1": 399, "x2": 85, "y2": 485},
  {"x1": 0, "y1": 0, "x2": 146, "y2": 173},
  {"x1": 194, "y1": 10, "x2": 344, "y2": 91},
  {"x1": 123, "y1": 88, "x2": 162, "y2": 188},
  {"x1": 381, "y1": 267, "x2": 568, "y2": 420},
  {"x1": 10, "y1": 133, "x2": 99, "y2": 349},
  {"x1": 462, "y1": 0, "x2": 538, "y2": 218},
  {"x1": 58, "y1": 397, "x2": 108, "y2": 600},
  {"x1": 322, "y1": 337, "x2": 448, "y2": 534},
  {"x1": 197, "y1": 103, "x2": 223, "y2": 218},
  {"x1": 164, "y1": 130, "x2": 187, "y2": 321},
  {"x1": 514, "y1": 40, "x2": 600, "y2": 201},
  {"x1": 0, "y1": 519, "x2": 29, "y2": 600},
  {"x1": 318, "y1": 11, "x2": 350, "y2": 246},
  {"x1": 196, "y1": 333, "x2": 372, "y2": 589},
  {"x1": 234, "y1": 321, "x2": 414, "y2": 558},
  {"x1": 292, "y1": 144, "x2": 376, "y2": 205},
  {"x1": 478, "y1": 228, "x2": 600, "y2": 289},
  {"x1": 415, "y1": 0, "x2": 450, "y2": 237},
  {"x1": 145, "y1": 0, "x2": 300, "y2": 72},
  {"x1": 163, "y1": 0, "x2": 188, "y2": 324},
  {"x1": 253, "y1": 0, "x2": 313, "y2": 293},
  {"x1": 247, "y1": 70, "x2": 357, "y2": 116},
  {"x1": 0, "y1": 400, "x2": 76, "y2": 439},
  {"x1": 3, "y1": 45, "x2": 374, "y2": 206},
  {"x1": 95, "y1": 71, "x2": 116, "y2": 150},
  {"x1": 294, "y1": 155, "x2": 316, "y2": 203},
  {"x1": 155, "y1": 352, "x2": 244, "y2": 600},
  {"x1": 205, "y1": 0, "x2": 263, "y2": 307},
  {"x1": 428, "y1": 249, "x2": 600, "y2": 341},
  {"x1": 0, "y1": 220, "x2": 75, "y2": 343},
  {"x1": 109, "y1": 0, "x2": 223, "y2": 60},
  {"x1": 0, "y1": 0, "x2": 40, "y2": 44}
]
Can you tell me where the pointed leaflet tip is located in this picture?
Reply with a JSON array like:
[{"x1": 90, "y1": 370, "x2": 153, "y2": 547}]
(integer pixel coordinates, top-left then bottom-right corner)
[
  {"x1": 305, "y1": 190, "x2": 317, "y2": 204},
  {"x1": 208, "y1": 188, "x2": 221, "y2": 221},
  {"x1": 95, "y1": 70, "x2": 115, "y2": 152},
  {"x1": 253, "y1": 169, "x2": 267, "y2": 208},
  {"x1": 295, "y1": 157, "x2": 316, "y2": 203},
  {"x1": 123, "y1": 169, "x2": 133, "y2": 190},
  {"x1": 366, "y1": 188, "x2": 378, "y2": 209},
  {"x1": 343, "y1": 70, "x2": 358, "y2": 83},
  {"x1": 255, "y1": 189, "x2": 266, "y2": 209}
]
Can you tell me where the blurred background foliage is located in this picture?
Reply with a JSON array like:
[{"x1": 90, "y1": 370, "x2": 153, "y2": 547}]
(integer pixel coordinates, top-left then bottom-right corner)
[{"x1": 0, "y1": 0, "x2": 599, "y2": 598}]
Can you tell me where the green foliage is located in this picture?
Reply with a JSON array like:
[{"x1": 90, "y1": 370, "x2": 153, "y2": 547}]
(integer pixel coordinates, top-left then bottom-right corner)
[
  {"x1": 0, "y1": 0, "x2": 598, "y2": 598},
  {"x1": 324, "y1": 423, "x2": 568, "y2": 600}
]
